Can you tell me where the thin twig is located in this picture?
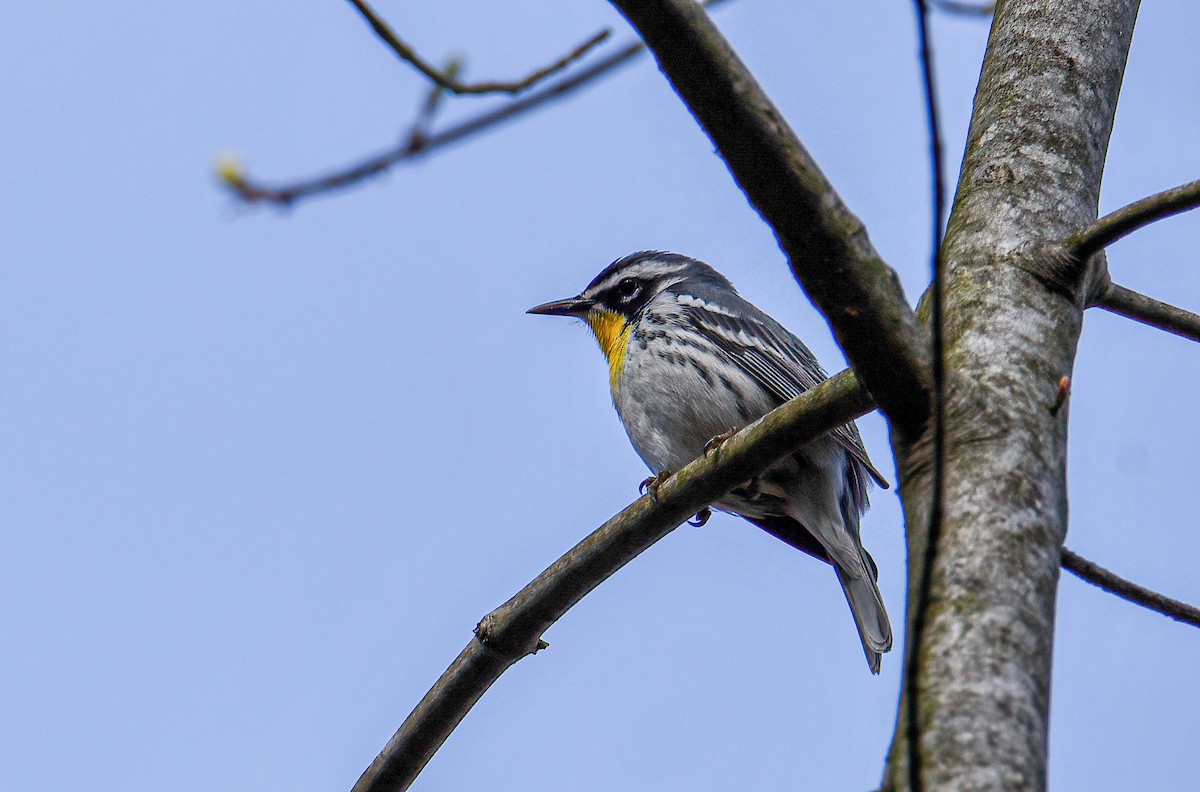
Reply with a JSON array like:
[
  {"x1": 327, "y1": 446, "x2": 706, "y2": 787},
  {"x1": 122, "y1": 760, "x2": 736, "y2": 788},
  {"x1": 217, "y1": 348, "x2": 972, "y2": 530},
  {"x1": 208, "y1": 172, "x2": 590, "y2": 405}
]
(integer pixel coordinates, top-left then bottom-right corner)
[
  {"x1": 929, "y1": 0, "x2": 995, "y2": 16},
  {"x1": 1070, "y1": 178, "x2": 1200, "y2": 262},
  {"x1": 907, "y1": 3, "x2": 945, "y2": 791},
  {"x1": 351, "y1": 372, "x2": 875, "y2": 792},
  {"x1": 400, "y1": 59, "x2": 457, "y2": 153},
  {"x1": 1094, "y1": 283, "x2": 1200, "y2": 343},
  {"x1": 220, "y1": 39, "x2": 645, "y2": 205},
  {"x1": 1062, "y1": 548, "x2": 1200, "y2": 628},
  {"x1": 222, "y1": 1, "x2": 732, "y2": 206},
  {"x1": 346, "y1": 0, "x2": 610, "y2": 95}
]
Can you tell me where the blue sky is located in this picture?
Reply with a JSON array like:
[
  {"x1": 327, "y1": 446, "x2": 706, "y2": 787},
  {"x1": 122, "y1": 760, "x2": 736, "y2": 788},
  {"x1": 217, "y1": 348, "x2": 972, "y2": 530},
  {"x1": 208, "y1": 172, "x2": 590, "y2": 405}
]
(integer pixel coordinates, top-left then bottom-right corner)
[{"x1": 2, "y1": 2, "x2": 1198, "y2": 790}]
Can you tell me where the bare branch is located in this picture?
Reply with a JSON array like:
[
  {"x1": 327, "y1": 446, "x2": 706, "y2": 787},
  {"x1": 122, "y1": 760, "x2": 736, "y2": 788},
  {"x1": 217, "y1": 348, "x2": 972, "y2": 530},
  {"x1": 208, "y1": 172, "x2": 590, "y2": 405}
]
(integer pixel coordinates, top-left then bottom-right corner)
[
  {"x1": 405, "y1": 61, "x2": 456, "y2": 146},
  {"x1": 1062, "y1": 548, "x2": 1200, "y2": 629},
  {"x1": 220, "y1": 2, "x2": 753, "y2": 207},
  {"x1": 1070, "y1": 178, "x2": 1200, "y2": 262},
  {"x1": 607, "y1": 0, "x2": 932, "y2": 437},
  {"x1": 218, "y1": 39, "x2": 646, "y2": 205},
  {"x1": 346, "y1": 0, "x2": 609, "y2": 95},
  {"x1": 929, "y1": 0, "x2": 994, "y2": 16},
  {"x1": 1094, "y1": 283, "x2": 1200, "y2": 343},
  {"x1": 218, "y1": 0, "x2": 733, "y2": 207},
  {"x1": 351, "y1": 371, "x2": 874, "y2": 792}
]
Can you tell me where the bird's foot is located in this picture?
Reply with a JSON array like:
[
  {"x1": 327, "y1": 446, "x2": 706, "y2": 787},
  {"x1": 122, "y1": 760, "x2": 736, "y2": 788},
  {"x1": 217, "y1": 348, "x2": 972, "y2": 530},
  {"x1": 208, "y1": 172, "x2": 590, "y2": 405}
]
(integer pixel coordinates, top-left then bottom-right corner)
[
  {"x1": 639, "y1": 471, "x2": 673, "y2": 501},
  {"x1": 688, "y1": 507, "x2": 712, "y2": 527},
  {"x1": 704, "y1": 428, "x2": 739, "y2": 456}
]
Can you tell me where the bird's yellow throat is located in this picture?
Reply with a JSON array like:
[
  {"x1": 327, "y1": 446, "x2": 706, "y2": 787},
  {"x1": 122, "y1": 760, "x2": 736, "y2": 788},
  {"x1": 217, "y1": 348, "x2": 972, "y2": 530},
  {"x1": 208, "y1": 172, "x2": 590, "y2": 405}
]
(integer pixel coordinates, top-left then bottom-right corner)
[{"x1": 584, "y1": 309, "x2": 632, "y2": 390}]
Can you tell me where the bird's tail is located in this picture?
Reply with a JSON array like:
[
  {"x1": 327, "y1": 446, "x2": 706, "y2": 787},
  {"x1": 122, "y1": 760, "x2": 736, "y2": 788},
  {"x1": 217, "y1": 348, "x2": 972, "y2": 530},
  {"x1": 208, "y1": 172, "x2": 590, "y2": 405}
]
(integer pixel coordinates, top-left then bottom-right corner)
[{"x1": 832, "y1": 549, "x2": 893, "y2": 674}]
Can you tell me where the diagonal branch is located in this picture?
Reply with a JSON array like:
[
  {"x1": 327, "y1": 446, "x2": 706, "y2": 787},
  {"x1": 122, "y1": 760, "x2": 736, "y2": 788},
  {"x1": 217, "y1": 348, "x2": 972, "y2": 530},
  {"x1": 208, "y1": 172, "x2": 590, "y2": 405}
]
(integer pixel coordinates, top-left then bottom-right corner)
[
  {"x1": 1094, "y1": 283, "x2": 1200, "y2": 343},
  {"x1": 1062, "y1": 548, "x2": 1200, "y2": 628},
  {"x1": 341, "y1": 352, "x2": 1200, "y2": 792},
  {"x1": 351, "y1": 371, "x2": 874, "y2": 792},
  {"x1": 1070, "y1": 178, "x2": 1200, "y2": 262},
  {"x1": 346, "y1": 0, "x2": 609, "y2": 95},
  {"x1": 606, "y1": 0, "x2": 932, "y2": 437}
]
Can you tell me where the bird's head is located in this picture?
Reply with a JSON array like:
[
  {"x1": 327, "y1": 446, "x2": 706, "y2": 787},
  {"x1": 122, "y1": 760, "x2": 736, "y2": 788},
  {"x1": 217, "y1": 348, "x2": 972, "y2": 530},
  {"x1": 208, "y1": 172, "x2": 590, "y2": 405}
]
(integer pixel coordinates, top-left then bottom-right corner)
[{"x1": 528, "y1": 252, "x2": 732, "y2": 385}]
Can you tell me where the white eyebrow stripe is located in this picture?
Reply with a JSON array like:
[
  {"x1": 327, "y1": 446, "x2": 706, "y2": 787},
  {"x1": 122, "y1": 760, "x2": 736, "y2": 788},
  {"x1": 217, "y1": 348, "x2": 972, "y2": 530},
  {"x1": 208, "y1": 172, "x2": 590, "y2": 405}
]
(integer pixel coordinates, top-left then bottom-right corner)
[{"x1": 584, "y1": 258, "x2": 693, "y2": 297}]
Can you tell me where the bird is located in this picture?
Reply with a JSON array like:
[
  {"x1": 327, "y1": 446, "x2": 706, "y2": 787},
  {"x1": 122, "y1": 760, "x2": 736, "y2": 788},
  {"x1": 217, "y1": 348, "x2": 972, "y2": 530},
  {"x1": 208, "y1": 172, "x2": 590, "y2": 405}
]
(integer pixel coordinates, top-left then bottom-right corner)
[{"x1": 528, "y1": 251, "x2": 892, "y2": 673}]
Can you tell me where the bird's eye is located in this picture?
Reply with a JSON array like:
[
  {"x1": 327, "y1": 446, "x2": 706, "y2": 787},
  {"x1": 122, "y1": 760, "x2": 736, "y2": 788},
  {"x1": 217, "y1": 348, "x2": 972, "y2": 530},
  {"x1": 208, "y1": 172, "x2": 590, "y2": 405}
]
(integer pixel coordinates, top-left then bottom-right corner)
[{"x1": 616, "y1": 278, "x2": 640, "y2": 299}]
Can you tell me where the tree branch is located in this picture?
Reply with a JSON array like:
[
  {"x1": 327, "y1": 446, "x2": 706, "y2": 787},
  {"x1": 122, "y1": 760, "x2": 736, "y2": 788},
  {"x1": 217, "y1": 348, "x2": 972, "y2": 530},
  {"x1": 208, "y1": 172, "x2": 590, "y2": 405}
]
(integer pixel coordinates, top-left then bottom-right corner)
[
  {"x1": 606, "y1": 0, "x2": 932, "y2": 437},
  {"x1": 401, "y1": 60, "x2": 458, "y2": 153},
  {"x1": 1070, "y1": 178, "x2": 1200, "y2": 262},
  {"x1": 346, "y1": 0, "x2": 609, "y2": 95},
  {"x1": 343, "y1": 348, "x2": 1200, "y2": 792},
  {"x1": 351, "y1": 371, "x2": 874, "y2": 792},
  {"x1": 1093, "y1": 283, "x2": 1200, "y2": 343},
  {"x1": 1062, "y1": 548, "x2": 1200, "y2": 629},
  {"x1": 218, "y1": 38, "x2": 644, "y2": 205},
  {"x1": 220, "y1": 3, "x2": 741, "y2": 206}
]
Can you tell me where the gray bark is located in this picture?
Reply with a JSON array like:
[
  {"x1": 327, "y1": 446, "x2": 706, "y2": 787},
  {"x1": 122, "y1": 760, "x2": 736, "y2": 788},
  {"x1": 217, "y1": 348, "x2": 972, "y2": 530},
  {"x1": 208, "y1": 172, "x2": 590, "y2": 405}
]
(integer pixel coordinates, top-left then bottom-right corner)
[{"x1": 885, "y1": 1, "x2": 1140, "y2": 790}]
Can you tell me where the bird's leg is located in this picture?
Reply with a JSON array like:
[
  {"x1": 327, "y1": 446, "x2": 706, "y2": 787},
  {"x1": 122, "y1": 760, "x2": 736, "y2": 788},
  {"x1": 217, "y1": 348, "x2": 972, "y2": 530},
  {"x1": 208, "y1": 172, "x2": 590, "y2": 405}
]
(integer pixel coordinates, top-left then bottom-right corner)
[
  {"x1": 639, "y1": 471, "x2": 673, "y2": 500},
  {"x1": 704, "y1": 427, "x2": 739, "y2": 455},
  {"x1": 688, "y1": 507, "x2": 712, "y2": 527}
]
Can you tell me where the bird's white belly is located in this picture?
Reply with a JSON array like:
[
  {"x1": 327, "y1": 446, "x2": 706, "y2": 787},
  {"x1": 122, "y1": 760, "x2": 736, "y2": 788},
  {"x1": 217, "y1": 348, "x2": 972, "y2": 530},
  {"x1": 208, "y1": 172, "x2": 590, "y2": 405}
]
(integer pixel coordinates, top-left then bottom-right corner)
[{"x1": 612, "y1": 339, "x2": 772, "y2": 474}]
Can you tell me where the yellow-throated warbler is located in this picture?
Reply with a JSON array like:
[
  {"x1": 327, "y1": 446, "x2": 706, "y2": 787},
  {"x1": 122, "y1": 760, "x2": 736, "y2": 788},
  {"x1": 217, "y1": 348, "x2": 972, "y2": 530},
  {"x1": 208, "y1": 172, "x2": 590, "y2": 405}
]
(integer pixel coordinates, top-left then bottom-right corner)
[{"x1": 529, "y1": 252, "x2": 892, "y2": 673}]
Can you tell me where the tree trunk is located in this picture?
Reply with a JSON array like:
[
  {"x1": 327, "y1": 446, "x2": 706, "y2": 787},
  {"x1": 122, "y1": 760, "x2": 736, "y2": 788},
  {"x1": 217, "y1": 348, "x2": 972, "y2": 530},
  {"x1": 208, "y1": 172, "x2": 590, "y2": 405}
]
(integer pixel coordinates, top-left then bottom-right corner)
[{"x1": 885, "y1": 1, "x2": 1140, "y2": 790}]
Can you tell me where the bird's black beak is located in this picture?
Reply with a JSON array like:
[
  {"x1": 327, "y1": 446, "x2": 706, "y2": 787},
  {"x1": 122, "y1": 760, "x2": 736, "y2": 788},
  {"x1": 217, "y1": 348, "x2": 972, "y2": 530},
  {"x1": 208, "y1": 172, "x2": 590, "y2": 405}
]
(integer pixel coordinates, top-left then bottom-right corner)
[{"x1": 527, "y1": 296, "x2": 593, "y2": 317}]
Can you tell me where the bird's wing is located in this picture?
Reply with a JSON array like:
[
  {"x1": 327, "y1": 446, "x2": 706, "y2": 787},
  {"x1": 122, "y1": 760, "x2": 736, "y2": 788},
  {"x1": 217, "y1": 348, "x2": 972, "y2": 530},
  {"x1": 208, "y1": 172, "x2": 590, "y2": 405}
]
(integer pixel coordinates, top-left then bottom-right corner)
[{"x1": 676, "y1": 286, "x2": 890, "y2": 494}]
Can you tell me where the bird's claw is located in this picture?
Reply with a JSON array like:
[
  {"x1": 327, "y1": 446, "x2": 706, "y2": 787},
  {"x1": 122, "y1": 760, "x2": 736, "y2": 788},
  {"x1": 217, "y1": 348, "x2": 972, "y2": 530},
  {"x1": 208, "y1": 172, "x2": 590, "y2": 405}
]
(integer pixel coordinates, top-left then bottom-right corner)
[
  {"x1": 704, "y1": 428, "x2": 738, "y2": 456},
  {"x1": 688, "y1": 507, "x2": 712, "y2": 527},
  {"x1": 639, "y1": 471, "x2": 673, "y2": 500}
]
